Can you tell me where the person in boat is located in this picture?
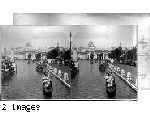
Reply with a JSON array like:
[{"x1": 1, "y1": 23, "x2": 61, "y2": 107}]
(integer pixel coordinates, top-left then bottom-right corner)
[
  {"x1": 43, "y1": 74, "x2": 49, "y2": 84},
  {"x1": 105, "y1": 71, "x2": 113, "y2": 83},
  {"x1": 11, "y1": 61, "x2": 17, "y2": 72},
  {"x1": 2, "y1": 62, "x2": 5, "y2": 72},
  {"x1": 3, "y1": 60, "x2": 10, "y2": 72},
  {"x1": 43, "y1": 72, "x2": 51, "y2": 81},
  {"x1": 43, "y1": 72, "x2": 52, "y2": 88}
]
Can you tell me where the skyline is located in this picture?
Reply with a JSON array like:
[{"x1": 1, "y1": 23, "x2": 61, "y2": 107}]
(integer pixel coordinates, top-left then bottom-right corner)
[{"x1": 1, "y1": 25, "x2": 137, "y2": 52}]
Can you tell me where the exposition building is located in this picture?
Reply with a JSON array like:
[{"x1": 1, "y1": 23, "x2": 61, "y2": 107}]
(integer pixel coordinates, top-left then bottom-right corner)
[{"x1": 72, "y1": 41, "x2": 111, "y2": 60}]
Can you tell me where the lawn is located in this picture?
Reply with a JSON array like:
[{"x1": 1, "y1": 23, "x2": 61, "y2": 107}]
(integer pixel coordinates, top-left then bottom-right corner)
[
  {"x1": 50, "y1": 64, "x2": 71, "y2": 85},
  {"x1": 111, "y1": 63, "x2": 137, "y2": 85}
]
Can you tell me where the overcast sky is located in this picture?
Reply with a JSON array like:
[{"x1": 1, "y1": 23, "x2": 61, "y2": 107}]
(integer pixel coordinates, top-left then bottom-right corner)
[
  {"x1": 1, "y1": 26, "x2": 70, "y2": 51},
  {"x1": 13, "y1": 13, "x2": 150, "y2": 25},
  {"x1": 72, "y1": 25, "x2": 137, "y2": 48},
  {"x1": 1, "y1": 25, "x2": 137, "y2": 52}
]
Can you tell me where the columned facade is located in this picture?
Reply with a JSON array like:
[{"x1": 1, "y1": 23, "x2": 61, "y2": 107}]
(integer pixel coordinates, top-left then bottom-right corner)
[{"x1": 73, "y1": 41, "x2": 110, "y2": 60}]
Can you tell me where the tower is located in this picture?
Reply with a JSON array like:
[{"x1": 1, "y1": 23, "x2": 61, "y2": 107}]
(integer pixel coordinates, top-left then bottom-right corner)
[
  {"x1": 26, "y1": 42, "x2": 32, "y2": 48},
  {"x1": 11, "y1": 47, "x2": 14, "y2": 61},
  {"x1": 4, "y1": 47, "x2": 6, "y2": 54}
]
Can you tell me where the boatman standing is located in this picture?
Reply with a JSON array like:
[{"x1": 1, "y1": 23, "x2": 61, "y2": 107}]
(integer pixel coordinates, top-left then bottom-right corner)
[
  {"x1": 11, "y1": 60, "x2": 17, "y2": 72},
  {"x1": 105, "y1": 71, "x2": 113, "y2": 83}
]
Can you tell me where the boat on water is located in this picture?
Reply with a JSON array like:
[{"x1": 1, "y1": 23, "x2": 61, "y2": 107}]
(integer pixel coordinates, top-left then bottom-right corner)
[
  {"x1": 36, "y1": 65, "x2": 43, "y2": 72},
  {"x1": 1, "y1": 68, "x2": 15, "y2": 79},
  {"x1": 42, "y1": 73, "x2": 52, "y2": 94},
  {"x1": 36, "y1": 62, "x2": 44, "y2": 72},
  {"x1": 105, "y1": 71, "x2": 116, "y2": 96},
  {"x1": 1, "y1": 61, "x2": 17, "y2": 79},
  {"x1": 71, "y1": 59, "x2": 79, "y2": 74},
  {"x1": 43, "y1": 80, "x2": 52, "y2": 94},
  {"x1": 99, "y1": 61, "x2": 106, "y2": 71},
  {"x1": 90, "y1": 59, "x2": 94, "y2": 64}
]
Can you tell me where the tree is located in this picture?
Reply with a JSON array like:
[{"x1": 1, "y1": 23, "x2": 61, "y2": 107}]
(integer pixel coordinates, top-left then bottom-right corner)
[
  {"x1": 109, "y1": 47, "x2": 122, "y2": 61},
  {"x1": 64, "y1": 50, "x2": 70, "y2": 60},
  {"x1": 132, "y1": 47, "x2": 137, "y2": 61},
  {"x1": 126, "y1": 47, "x2": 137, "y2": 61},
  {"x1": 46, "y1": 51, "x2": 52, "y2": 59},
  {"x1": 51, "y1": 47, "x2": 59, "y2": 59}
]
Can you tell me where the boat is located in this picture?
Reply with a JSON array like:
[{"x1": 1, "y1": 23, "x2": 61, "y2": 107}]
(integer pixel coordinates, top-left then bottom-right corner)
[
  {"x1": 36, "y1": 64, "x2": 44, "y2": 72},
  {"x1": 99, "y1": 60, "x2": 106, "y2": 71},
  {"x1": 42, "y1": 73, "x2": 52, "y2": 94},
  {"x1": 99, "y1": 63, "x2": 106, "y2": 71},
  {"x1": 71, "y1": 60, "x2": 79, "y2": 74},
  {"x1": 43, "y1": 80, "x2": 52, "y2": 94},
  {"x1": 1, "y1": 63, "x2": 16, "y2": 79},
  {"x1": 90, "y1": 59, "x2": 94, "y2": 64},
  {"x1": 106, "y1": 75, "x2": 116, "y2": 96}
]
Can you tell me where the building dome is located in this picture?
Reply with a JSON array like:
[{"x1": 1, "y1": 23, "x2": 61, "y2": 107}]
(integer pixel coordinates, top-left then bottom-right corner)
[
  {"x1": 26, "y1": 42, "x2": 32, "y2": 48},
  {"x1": 87, "y1": 41, "x2": 95, "y2": 51}
]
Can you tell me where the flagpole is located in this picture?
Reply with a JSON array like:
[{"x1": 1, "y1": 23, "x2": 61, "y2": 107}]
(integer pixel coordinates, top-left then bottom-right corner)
[{"x1": 70, "y1": 32, "x2": 72, "y2": 67}]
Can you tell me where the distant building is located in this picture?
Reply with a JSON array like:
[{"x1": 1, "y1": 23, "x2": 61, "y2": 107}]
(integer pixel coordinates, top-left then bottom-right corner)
[
  {"x1": 3, "y1": 42, "x2": 69, "y2": 60},
  {"x1": 72, "y1": 41, "x2": 110, "y2": 60}
]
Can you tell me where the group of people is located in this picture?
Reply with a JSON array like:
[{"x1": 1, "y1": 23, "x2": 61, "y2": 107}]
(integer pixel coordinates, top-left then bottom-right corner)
[
  {"x1": 1, "y1": 60, "x2": 17, "y2": 72},
  {"x1": 42, "y1": 63, "x2": 52, "y2": 89},
  {"x1": 105, "y1": 70, "x2": 116, "y2": 87}
]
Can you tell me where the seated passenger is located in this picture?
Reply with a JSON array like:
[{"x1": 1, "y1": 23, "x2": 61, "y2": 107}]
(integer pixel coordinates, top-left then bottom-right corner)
[{"x1": 105, "y1": 71, "x2": 113, "y2": 82}]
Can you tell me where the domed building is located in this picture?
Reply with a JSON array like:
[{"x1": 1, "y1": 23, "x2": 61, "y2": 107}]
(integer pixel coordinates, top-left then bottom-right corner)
[
  {"x1": 4, "y1": 42, "x2": 70, "y2": 60},
  {"x1": 72, "y1": 41, "x2": 110, "y2": 60}
]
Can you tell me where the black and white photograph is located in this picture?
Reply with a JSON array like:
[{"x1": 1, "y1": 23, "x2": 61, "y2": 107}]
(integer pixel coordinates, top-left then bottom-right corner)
[
  {"x1": 1, "y1": 1, "x2": 150, "y2": 113},
  {"x1": 1, "y1": 26, "x2": 71, "y2": 99},
  {"x1": 1, "y1": 25, "x2": 137, "y2": 100},
  {"x1": 70, "y1": 25, "x2": 137, "y2": 99},
  {"x1": 13, "y1": 13, "x2": 150, "y2": 90}
]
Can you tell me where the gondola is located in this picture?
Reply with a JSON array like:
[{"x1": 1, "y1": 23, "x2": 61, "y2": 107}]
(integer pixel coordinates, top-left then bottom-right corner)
[
  {"x1": 42, "y1": 74, "x2": 52, "y2": 95},
  {"x1": 90, "y1": 59, "x2": 94, "y2": 64},
  {"x1": 106, "y1": 76, "x2": 116, "y2": 96},
  {"x1": 99, "y1": 59, "x2": 106, "y2": 71},
  {"x1": 1, "y1": 65, "x2": 16, "y2": 79},
  {"x1": 99, "y1": 62, "x2": 106, "y2": 71},
  {"x1": 36, "y1": 65, "x2": 43, "y2": 72},
  {"x1": 43, "y1": 81, "x2": 52, "y2": 94},
  {"x1": 71, "y1": 60, "x2": 79, "y2": 74}
]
